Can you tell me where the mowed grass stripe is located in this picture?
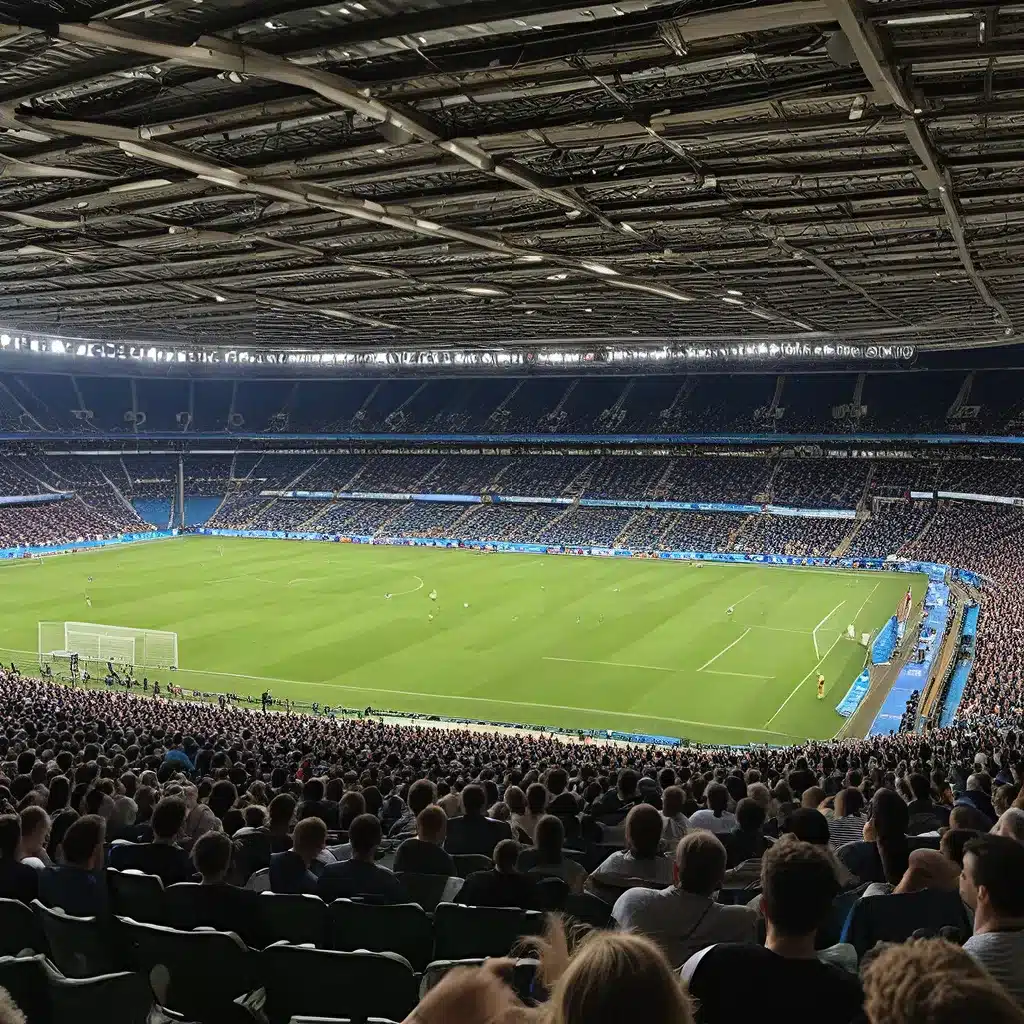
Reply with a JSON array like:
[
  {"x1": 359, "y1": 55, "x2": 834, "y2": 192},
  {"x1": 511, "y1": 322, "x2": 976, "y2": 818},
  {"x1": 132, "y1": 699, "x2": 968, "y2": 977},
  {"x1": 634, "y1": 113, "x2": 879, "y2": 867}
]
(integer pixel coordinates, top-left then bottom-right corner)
[{"x1": 0, "y1": 537, "x2": 926, "y2": 746}]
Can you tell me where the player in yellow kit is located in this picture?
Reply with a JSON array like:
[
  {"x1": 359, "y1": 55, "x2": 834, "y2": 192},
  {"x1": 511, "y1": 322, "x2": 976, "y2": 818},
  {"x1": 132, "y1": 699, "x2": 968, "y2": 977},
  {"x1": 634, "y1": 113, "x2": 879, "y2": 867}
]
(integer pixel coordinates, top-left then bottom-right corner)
[{"x1": 817, "y1": 674, "x2": 825, "y2": 700}]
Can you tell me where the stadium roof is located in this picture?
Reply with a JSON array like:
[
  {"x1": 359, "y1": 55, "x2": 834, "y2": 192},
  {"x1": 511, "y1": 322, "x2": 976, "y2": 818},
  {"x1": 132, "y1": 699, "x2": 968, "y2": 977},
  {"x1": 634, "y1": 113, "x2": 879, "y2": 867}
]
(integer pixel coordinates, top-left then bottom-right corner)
[{"x1": 0, "y1": 0, "x2": 1022, "y2": 352}]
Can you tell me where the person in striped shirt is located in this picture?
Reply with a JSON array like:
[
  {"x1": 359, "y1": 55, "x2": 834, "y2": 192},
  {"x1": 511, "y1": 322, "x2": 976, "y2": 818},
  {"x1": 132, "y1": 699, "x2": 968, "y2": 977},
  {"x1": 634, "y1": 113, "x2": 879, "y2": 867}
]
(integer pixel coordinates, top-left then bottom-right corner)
[{"x1": 826, "y1": 787, "x2": 868, "y2": 850}]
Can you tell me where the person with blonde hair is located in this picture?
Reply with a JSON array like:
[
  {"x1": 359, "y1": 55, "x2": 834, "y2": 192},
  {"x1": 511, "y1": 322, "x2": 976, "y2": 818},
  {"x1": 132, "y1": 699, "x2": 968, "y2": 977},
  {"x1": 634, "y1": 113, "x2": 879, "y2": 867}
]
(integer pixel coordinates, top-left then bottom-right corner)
[
  {"x1": 863, "y1": 938, "x2": 1024, "y2": 1024},
  {"x1": 404, "y1": 918, "x2": 693, "y2": 1024}
]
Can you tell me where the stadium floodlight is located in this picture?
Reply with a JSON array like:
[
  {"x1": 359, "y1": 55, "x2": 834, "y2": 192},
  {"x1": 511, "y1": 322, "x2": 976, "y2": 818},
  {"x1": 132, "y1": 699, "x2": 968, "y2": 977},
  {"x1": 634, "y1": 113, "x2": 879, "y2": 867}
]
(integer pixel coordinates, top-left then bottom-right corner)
[{"x1": 38, "y1": 621, "x2": 178, "y2": 670}]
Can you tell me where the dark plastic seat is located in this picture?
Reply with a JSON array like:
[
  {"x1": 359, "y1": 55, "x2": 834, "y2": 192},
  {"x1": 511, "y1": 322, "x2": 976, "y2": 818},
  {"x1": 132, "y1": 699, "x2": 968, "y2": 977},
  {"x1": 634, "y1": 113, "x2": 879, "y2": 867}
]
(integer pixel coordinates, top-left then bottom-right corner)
[
  {"x1": 329, "y1": 899, "x2": 433, "y2": 971},
  {"x1": 261, "y1": 942, "x2": 418, "y2": 1024},
  {"x1": 259, "y1": 891, "x2": 330, "y2": 947},
  {"x1": 842, "y1": 889, "x2": 972, "y2": 956},
  {"x1": 0, "y1": 897, "x2": 48, "y2": 955},
  {"x1": 32, "y1": 899, "x2": 121, "y2": 979},
  {"x1": 452, "y1": 854, "x2": 492, "y2": 879},
  {"x1": 43, "y1": 956, "x2": 155, "y2": 1024},
  {"x1": 432, "y1": 903, "x2": 544, "y2": 961},
  {"x1": 564, "y1": 891, "x2": 613, "y2": 928},
  {"x1": 107, "y1": 868, "x2": 167, "y2": 924},
  {"x1": 0, "y1": 953, "x2": 48, "y2": 1023},
  {"x1": 394, "y1": 872, "x2": 463, "y2": 912},
  {"x1": 421, "y1": 957, "x2": 540, "y2": 1004},
  {"x1": 117, "y1": 916, "x2": 257, "y2": 1023},
  {"x1": 165, "y1": 882, "x2": 263, "y2": 948}
]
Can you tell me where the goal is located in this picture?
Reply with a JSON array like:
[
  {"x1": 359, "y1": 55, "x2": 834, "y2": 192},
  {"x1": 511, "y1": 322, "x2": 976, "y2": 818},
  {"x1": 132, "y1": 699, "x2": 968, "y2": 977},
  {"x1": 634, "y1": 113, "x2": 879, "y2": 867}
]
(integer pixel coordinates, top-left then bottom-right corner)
[{"x1": 38, "y1": 621, "x2": 178, "y2": 670}]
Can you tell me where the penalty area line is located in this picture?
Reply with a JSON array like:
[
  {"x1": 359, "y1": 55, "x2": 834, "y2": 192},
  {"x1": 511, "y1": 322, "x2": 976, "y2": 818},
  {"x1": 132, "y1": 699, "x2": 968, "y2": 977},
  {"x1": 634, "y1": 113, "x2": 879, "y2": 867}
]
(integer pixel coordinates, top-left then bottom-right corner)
[
  {"x1": 764, "y1": 632, "x2": 843, "y2": 728},
  {"x1": 697, "y1": 628, "x2": 751, "y2": 672},
  {"x1": 543, "y1": 656, "x2": 679, "y2": 673}
]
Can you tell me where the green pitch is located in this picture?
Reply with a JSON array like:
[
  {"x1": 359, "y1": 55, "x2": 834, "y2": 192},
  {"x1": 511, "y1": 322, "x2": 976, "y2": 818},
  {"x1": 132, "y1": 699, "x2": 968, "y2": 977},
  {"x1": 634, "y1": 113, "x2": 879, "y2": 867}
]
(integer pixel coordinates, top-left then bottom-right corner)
[{"x1": 0, "y1": 536, "x2": 925, "y2": 746}]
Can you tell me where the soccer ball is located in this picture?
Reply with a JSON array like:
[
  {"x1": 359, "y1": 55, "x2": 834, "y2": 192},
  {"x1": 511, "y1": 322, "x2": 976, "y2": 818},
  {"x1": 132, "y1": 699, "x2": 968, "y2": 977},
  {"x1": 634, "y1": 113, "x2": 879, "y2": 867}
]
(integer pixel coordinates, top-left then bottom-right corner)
[{"x1": 463, "y1": 602, "x2": 469, "y2": 608}]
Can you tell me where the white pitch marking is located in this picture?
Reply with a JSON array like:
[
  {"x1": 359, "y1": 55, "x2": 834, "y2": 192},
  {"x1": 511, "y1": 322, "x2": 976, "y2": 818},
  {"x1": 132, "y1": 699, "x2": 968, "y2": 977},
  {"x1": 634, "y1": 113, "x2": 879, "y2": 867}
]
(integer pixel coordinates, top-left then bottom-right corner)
[
  {"x1": 764, "y1": 633, "x2": 843, "y2": 728},
  {"x1": 697, "y1": 628, "x2": 751, "y2": 672},
  {"x1": 703, "y1": 669, "x2": 775, "y2": 680},
  {"x1": 543, "y1": 656, "x2": 679, "y2": 673},
  {"x1": 731, "y1": 585, "x2": 767, "y2": 609}
]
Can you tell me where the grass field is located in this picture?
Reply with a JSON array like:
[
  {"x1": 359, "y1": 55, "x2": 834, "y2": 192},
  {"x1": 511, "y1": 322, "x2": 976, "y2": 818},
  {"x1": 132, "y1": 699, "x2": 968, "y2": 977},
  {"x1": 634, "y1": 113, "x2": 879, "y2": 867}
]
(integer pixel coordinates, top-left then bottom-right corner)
[{"x1": 0, "y1": 536, "x2": 926, "y2": 746}]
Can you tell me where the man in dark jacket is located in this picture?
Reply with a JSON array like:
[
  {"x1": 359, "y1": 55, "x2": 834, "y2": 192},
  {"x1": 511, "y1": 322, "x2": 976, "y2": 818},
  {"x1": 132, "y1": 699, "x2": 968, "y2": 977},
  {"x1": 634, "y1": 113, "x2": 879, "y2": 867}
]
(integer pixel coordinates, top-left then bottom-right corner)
[
  {"x1": 110, "y1": 796, "x2": 193, "y2": 886},
  {"x1": 458, "y1": 839, "x2": 536, "y2": 908},
  {"x1": 269, "y1": 817, "x2": 326, "y2": 895},
  {"x1": 394, "y1": 805, "x2": 457, "y2": 876},
  {"x1": 445, "y1": 784, "x2": 512, "y2": 856},
  {"x1": 38, "y1": 815, "x2": 109, "y2": 917},
  {"x1": 317, "y1": 814, "x2": 403, "y2": 903},
  {"x1": 0, "y1": 814, "x2": 37, "y2": 904}
]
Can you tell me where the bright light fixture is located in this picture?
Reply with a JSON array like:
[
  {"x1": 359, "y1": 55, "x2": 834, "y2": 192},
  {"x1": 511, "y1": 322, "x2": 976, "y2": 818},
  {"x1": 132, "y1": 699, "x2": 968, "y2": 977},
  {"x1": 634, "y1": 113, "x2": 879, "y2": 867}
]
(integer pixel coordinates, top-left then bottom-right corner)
[
  {"x1": 721, "y1": 297, "x2": 744, "y2": 305},
  {"x1": 546, "y1": 272, "x2": 568, "y2": 281},
  {"x1": 884, "y1": 11, "x2": 973, "y2": 25},
  {"x1": 726, "y1": 289, "x2": 743, "y2": 296},
  {"x1": 463, "y1": 286, "x2": 505, "y2": 297}
]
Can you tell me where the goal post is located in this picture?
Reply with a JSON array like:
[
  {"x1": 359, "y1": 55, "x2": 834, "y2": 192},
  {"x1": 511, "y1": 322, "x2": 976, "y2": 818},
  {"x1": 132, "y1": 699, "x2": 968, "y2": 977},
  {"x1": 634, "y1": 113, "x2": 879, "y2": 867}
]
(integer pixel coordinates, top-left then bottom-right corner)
[{"x1": 38, "y1": 621, "x2": 178, "y2": 670}]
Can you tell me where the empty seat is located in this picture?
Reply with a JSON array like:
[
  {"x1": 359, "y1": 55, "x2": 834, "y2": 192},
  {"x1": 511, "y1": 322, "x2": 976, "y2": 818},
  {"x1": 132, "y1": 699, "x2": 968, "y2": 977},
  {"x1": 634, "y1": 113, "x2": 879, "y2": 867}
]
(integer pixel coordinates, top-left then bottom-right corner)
[
  {"x1": 259, "y1": 891, "x2": 330, "y2": 947},
  {"x1": 165, "y1": 882, "x2": 263, "y2": 948},
  {"x1": 43, "y1": 956, "x2": 155, "y2": 1024},
  {"x1": 32, "y1": 900, "x2": 121, "y2": 979},
  {"x1": 842, "y1": 889, "x2": 973, "y2": 956},
  {"x1": 0, "y1": 953, "x2": 48, "y2": 1023},
  {"x1": 395, "y1": 873, "x2": 463, "y2": 913},
  {"x1": 432, "y1": 903, "x2": 544, "y2": 961},
  {"x1": 421, "y1": 957, "x2": 540, "y2": 1004},
  {"x1": 107, "y1": 869, "x2": 167, "y2": 925},
  {"x1": 452, "y1": 854, "x2": 492, "y2": 879},
  {"x1": 329, "y1": 899, "x2": 433, "y2": 971},
  {"x1": 563, "y1": 891, "x2": 613, "y2": 929},
  {"x1": 0, "y1": 897, "x2": 48, "y2": 956},
  {"x1": 261, "y1": 942, "x2": 418, "y2": 1024},
  {"x1": 118, "y1": 916, "x2": 257, "y2": 1023}
]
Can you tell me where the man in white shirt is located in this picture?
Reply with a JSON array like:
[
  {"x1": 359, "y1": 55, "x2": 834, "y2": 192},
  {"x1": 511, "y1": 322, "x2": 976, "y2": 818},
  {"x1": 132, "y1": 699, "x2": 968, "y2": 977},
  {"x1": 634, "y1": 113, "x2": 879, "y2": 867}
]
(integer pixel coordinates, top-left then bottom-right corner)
[
  {"x1": 612, "y1": 830, "x2": 757, "y2": 968},
  {"x1": 688, "y1": 782, "x2": 737, "y2": 835}
]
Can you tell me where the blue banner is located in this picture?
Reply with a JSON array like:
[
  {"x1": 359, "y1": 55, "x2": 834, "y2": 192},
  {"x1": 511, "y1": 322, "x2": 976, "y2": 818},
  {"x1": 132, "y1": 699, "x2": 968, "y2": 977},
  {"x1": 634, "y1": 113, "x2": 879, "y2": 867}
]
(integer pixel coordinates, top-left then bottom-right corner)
[
  {"x1": 871, "y1": 616, "x2": 899, "y2": 664},
  {"x1": 0, "y1": 529, "x2": 178, "y2": 561},
  {"x1": 837, "y1": 670, "x2": 871, "y2": 717}
]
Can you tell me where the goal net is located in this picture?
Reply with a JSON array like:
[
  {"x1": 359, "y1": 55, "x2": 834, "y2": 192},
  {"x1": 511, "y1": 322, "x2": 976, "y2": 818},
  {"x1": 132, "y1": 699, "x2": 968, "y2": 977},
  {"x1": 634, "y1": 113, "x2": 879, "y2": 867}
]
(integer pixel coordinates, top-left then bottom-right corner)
[{"x1": 38, "y1": 621, "x2": 178, "y2": 670}]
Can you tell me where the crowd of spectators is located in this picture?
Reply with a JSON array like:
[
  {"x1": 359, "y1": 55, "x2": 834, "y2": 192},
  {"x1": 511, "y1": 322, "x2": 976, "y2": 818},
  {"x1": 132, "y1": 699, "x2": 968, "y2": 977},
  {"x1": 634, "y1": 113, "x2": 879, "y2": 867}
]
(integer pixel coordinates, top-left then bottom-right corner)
[{"x1": 3, "y1": 668, "x2": 1024, "y2": 1021}]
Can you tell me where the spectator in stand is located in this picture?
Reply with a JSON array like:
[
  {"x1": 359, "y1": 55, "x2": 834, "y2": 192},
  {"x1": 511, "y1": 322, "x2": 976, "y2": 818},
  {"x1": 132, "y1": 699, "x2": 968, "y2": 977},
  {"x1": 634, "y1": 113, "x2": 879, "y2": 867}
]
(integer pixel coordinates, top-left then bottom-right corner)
[
  {"x1": 960, "y1": 835, "x2": 1024, "y2": 1006},
  {"x1": 0, "y1": 814, "x2": 37, "y2": 904},
  {"x1": 393, "y1": 805, "x2": 457, "y2": 876},
  {"x1": 681, "y1": 838, "x2": 862, "y2": 1024},
  {"x1": 389, "y1": 779, "x2": 437, "y2": 838},
  {"x1": 38, "y1": 814, "x2": 108, "y2": 917},
  {"x1": 863, "y1": 939, "x2": 1024, "y2": 1024},
  {"x1": 958, "y1": 774, "x2": 996, "y2": 827},
  {"x1": 723, "y1": 798, "x2": 770, "y2": 869},
  {"x1": 445, "y1": 783, "x2": 513, "y2": 856},
  {"x1": 992, "y1": 808, "x2": 1024, "y2": 841},
  {"x1": 458, "y1": 838, "x2": 535, "y2": 909},
  {"x1": 269, "y1": 816, "x2": 325, "y2": 895},
  {"x1": 298, "y1": 778, "x2": 339, "y2": 829},
  {"x1": 516, "y1": 784, "x2": 547, "y2": 842},
  {"x1": 588, "y1": 804, "x2": 674, "y2": 902},
  {"x1": 661, "y1": 786, "x2": 690, "y2": 846},
  {"x1": 192, "y1": 829, "x2": 233, "y2": 885},
  {"x1": 837, "y1": 788, "x2": 920, "y2": 886},
  {"x1": 612, "y1": 830, "x2": 758, "y2": 968},
  {"x1": 588, "y1": 769, "x2": 640, "y2": 817},
  {"x1": 688, "y1": 782, "x2": 735, "y2": 835},
  {"x1": 516, "y1": 815, "x2": 587, "y2": 892},
  {"x1": 546, "y1": 768, "x2": 579, "y2": 815},
  {"x1": 266, "y1": 793, "x2": 296, "y2": 853},
  {"x1": 317, "y1": 813, "x2": 403, "y2": 903},
  {"x1": 906, "y1": 772, "x2": 950, "y2": 835},
  {"x1": 18, "y1": 806, "x2": 51, "y2": 869},
  {"x1": 109, "y1": 796, "x2": 192, "y2": 886},
  {"x1": 827, "y1": 788, "x2": 868, "y2": 850}
]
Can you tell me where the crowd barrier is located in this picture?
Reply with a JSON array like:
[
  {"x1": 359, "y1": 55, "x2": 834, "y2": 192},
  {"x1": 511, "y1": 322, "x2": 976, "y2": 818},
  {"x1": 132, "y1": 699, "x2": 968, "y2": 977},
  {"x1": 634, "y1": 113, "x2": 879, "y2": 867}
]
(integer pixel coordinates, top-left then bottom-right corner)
[
  {"x1": 836, "y1": 669, "x2": 871, "y2": 718},
  {"x1": 0, "y1": 492, "x2": 73, "y2": 507},
  {"x1": 871, "y1": 616, "x2": 899, "y2": 665},
  {"x1": 0, "y1": 529, "x2": 178, "y2": 561}
]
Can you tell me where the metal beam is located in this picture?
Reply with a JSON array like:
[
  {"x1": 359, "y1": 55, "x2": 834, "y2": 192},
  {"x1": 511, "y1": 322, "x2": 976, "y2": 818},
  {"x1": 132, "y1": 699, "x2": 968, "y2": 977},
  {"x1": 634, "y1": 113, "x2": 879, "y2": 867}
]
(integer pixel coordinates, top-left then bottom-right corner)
[{"x1": 824, "y1": 0, "x2": 1013, "y2": 330}]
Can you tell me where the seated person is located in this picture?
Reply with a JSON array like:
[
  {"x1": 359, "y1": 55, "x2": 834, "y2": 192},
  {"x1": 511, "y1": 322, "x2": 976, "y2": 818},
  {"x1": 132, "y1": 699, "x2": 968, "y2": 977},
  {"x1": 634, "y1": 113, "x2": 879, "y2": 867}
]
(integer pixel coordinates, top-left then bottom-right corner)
[
  {"x1": 393, "y1": 805, "x2": 457, "y2": 876},
  {"x1": 268, "y1": 817, "x2": 326, "y2": 895},
  {"x1": 612, "y1": 830, "x2": 759, "y2": 969},
  {"x1": 38, "y1": 815, "x2": 109, "y2": 917},
  {"x1": 444, "y1": 783, "x2": 513, "y2": 856},
  {"x1": 587, "y1": 804, "x2": 674, "y2": 902},
  {"x1": 109, "y1": 796, "x2": 193, "y2": 886},
  {"x1": 517, "y1": 815, "x2": 587, "y2": 892},
  {"x1": 682, "y1": 838, "x2": 863, "y2": 1024},
  {"x1": 0, "y1": 814, "x2": 38, "y2": 903},
  {"x1": 317, "y1": 814, "x2": 404, "y2": 903},
  {"x1": 458, "y1": 839, "x2": 536, "y2": 909}
]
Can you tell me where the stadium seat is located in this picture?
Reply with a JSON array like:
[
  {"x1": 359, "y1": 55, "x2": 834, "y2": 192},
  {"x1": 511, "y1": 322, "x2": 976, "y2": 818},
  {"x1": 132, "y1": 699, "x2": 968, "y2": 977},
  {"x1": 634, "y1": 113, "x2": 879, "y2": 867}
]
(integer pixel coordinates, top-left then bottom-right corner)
[
  {"x1": 842, "y1": 889, "x2": 973, "y2": 956},
  {"x1": 43, "y1": 956, "x2": 155, "y2": 1024},
  {"x1": 328, "y1": 899, "x2": 433, "y2": 971},
  {"x1": 164, "y1": 882, "x2": 262, "y2": 948},
  {"x1": 245, "y1": 867, "x2": 271, "y2": 892},
  {"x1": 261, "y1": 942, "x2": 418, "y2": 1024},
  {"x1": 432, "y1": 903, "x2": 544, "y2": 961},
  {"x1": 563, "y1": 891, "x2": 613, "y2": 928},
  {"x1": 530, "y1": 876, "x2": 569, "y2": 911},
  {"x1": 32, "y1": 900, "x2": 122, "y2": 979},
  {"x1": 395, "y1": 872, "x2": 464, "y2": 912},
  {"x1": 0, "y1": 897, "x2": 48, "y2": 955},
  {"x1": 452, "y1": 854, "x2": 492, "y2": 878},
  {"x1": 259, "y1": 891, "x2": 330, "y2": 947},
  {"x1": 420, "y1": 957, "x2": 541, "y2": 1004},
  {"x1": 0, "y1": 954, "x2": 48, "y2": 1024},
  {"x1": 289, "y1": 1019, "x2": 399, "y2": 1024},
  {"x1": 107, "y1": 868, "x2": 167, "y2": 924},
  {"x1": 117, "y1": 917, "x2": 257, "y2": 1023}
]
